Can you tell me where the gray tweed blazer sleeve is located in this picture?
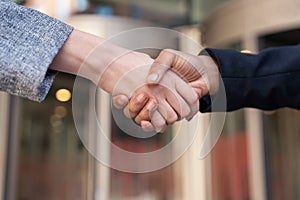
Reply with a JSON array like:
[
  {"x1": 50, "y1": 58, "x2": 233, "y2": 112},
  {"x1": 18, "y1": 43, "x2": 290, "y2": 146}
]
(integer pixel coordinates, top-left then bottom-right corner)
[{"x1": 0, "y1": 0, "x2": 74, "y2": 101}]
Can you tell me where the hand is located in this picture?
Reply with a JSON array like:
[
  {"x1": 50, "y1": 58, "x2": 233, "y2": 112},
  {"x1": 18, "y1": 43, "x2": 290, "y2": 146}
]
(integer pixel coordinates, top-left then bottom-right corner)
[
  {"x1": 147, "y1": 49, "x2": 220, "y2": 95},
  {"x1": 50, "y1": 30, "x2": 198, "y2": 132},
  {"x1": 49, "y1": 29, "x2": 174, "y2": 132},
  {"x1": 113, "y1": 49, "x2": 220, "y2": 131},
  {"x1": 118, "y1": 70, "x2": 199, "y2": 132}
]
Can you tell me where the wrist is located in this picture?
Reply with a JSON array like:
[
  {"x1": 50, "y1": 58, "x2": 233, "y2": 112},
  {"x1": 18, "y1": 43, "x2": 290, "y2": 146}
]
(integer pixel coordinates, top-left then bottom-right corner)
[
  {"x1": 99, "y1": 51, "x2": 153, "y2": 95},
  {"x1": 49, "y1": 29, "x2": 144, "y2": 94},
  {"x1": 198, "y1": 53, "x2": 220, "y2": 95},
  {"x1": 50, "y1": 29, "x2": 154, "y2": 96}
]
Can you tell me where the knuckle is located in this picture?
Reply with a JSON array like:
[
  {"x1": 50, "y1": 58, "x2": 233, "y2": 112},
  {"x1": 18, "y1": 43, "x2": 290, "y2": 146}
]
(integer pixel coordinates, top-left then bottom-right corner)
[
  {"x1": 163, "y1": 49, "x2": 174, "y2": 55},
  {"x1": 128, "y1": 108, "x2": 138, "y2": 117}
]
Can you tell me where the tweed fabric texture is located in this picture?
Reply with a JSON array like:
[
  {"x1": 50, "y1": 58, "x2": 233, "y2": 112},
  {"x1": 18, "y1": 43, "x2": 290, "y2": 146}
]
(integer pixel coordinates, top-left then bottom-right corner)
[{"x1": 0, "y1": 0, "x2": 73, "y2": 101}]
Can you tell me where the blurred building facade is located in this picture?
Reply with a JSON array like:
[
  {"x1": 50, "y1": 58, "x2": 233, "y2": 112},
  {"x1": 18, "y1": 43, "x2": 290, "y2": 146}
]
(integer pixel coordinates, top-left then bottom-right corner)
[
  {"x1": 1, "y1": 0, "x2": 300, "y2": 199},
  {"x1": 203, "y1": 0, "x2": 300, "y2": 199}
]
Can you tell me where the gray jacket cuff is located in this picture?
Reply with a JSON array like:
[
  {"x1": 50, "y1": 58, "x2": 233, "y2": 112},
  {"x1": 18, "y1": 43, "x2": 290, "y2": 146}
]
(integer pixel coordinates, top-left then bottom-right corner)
[{"x1": 0, "y1": 1, "x2": 74, "y2": 101}]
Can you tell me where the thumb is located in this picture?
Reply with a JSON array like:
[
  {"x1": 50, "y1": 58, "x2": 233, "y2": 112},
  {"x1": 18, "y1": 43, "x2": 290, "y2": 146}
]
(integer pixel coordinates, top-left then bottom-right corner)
[
  {"x1": 189, "y1": 78, "x2": 209, "y2": 99},
  {"x1": 112, "y1": 94, "x2": 129, "y2": 109},
  {"x1": 147, "y1": 49, "x2": 176, "y2": 84}
]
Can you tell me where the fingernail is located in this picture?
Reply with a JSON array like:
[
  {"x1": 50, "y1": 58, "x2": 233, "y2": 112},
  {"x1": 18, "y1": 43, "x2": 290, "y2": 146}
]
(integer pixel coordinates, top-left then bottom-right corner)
[
  {"x1": 136, "y1": 93, "x2": 147, "y2": 102},
  {"x1": 141, "y1": 121, "x2": 154, "y2": 132},
  {"x1": 117, "y1": 96, "x2": 127, "y2": 106},
  {"x1": 147, "y1": 73, "x2": 159, "y2": 83}
]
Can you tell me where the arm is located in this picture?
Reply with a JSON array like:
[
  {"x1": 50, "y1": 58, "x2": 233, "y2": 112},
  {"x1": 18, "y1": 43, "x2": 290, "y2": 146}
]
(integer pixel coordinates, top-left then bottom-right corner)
[
  {"x1": 204, "y1": 45, "x2": 300, "y2": 111},
  {"x1": 145, "y1": 46, "x2": 300, "y2": 112},
  {"x1": 122, "y1": 45, "x2": 300, "y2": 126},
  {"x1": 0, "y1": 1, "x2": 140, "y2": 100},
  {"x1": 0, "y1": 1, "x2": 198, "y2": 133},
  {"x1": 113, "y1": 49, "x2": 213, "y2": 131},
  {"x1": 50, "y1": 29, "x2": 199, "y2": 133},
  {"x1": 0, "y1": 0, "x2": 153, "y2": 102}
]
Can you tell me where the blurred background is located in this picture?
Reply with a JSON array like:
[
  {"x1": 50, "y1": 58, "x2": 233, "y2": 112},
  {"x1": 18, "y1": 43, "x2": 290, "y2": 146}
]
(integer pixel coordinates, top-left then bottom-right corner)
[{"x1": 1, "y1": 0, "x2": 300, "y2": 199}]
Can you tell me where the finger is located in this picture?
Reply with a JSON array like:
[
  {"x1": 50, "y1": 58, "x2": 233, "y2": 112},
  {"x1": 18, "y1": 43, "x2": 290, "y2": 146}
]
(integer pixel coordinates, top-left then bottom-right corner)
[
  {"x1": 186, "y1": 101, "x2": 199, "y2": 121},
  {"x1": 128, "y1": 92, "x2": 150, "y2": 118},
  {"x1": 147, "y1": 49, "x2": 176, "y2": 84},
  {"x1": 173, "y1": 72, "x2": 198, "y2": 105},
  {"x1": 159, "y1": 77, "x2": 191, "y2": 119},
  {"x1": 141, "y1": 121, "x2": 155, "y2": 132},
  {"x1": 157, "y1": 100, "x2": 179, "y2": 125},
  {"x1": 112, "y1": 95, "x2": 129, "y2": 109},
  {"x1": 189, "y1": 78, "x2": 209, "y2": 99},
  {"x1": 123, "y1": 105, "x2": 131, "y2": 119},
  {"x1": 134, "y1": 100, "x2": 158, "y2": 124},
  {"x1": 151, "y1": 110, "x2": 167, "y2": 133}
]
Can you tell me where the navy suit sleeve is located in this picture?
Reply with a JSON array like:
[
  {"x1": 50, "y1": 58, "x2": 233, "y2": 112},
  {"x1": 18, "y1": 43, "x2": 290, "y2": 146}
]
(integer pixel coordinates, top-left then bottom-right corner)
[{"x1": 200, "y1": 45, "x2": 300, "y2": 112}]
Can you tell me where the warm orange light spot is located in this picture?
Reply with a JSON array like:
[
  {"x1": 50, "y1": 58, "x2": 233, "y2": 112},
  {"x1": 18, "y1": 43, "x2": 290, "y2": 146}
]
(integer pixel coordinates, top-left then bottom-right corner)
[
  {"x1": 240, "y1": 50, "x2": 253, "y2": 54},
  {"x1": 55, "y1": 89, "x2": 72, "y2": 102}
]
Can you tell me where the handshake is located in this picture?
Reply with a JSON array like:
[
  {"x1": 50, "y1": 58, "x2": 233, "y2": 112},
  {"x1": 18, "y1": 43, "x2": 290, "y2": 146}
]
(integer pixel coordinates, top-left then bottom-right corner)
[
  {"x1": 51, "y1": 30, "x2": 220, "y2": 133},
  {"x1": 101, "y1": 48, "x2": 220, "y2": 133}
]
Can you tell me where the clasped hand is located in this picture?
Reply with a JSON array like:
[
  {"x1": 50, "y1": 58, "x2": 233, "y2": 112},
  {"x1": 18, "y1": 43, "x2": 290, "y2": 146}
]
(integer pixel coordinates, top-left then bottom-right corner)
[
  {"x1": 111, "y1": 49, "x2": 219, "y2": 133},
  {"x1": 49, "y1": 30, "x2": 218, "y2": 126}
]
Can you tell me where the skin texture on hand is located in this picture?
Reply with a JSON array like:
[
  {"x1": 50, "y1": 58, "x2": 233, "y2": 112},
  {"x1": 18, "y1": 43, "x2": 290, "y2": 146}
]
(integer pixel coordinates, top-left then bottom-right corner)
[
  {"x1": 113, "y1": 49, "x2": 220, "y2": 132},
  {"x1": 49, "y1": 29, "x2": 152, "y2": 96},
  {"x1": 120, "y1": 70, "x2": 199, "y2": 132},
  {"x1": 49, "y1": 29, "x2": 197, "y2": 133},
  {"x1": 50, "y1": 29, "x2": 154, "y2": 95},
  {"x1": 147, "y1": 49, "x2": 220, "y2": 95},
  {"x1": 49, "y1": 29, "x2": 101, "y2": 77}
]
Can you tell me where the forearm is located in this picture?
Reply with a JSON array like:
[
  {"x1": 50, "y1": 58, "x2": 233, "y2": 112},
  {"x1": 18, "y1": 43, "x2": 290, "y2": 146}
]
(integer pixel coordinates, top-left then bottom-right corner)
[
  {"x1": 0, "y1": 0, "x2": 73, "y2": 101},
  {"x1": 49, "y1": 29, "x2": 100, "y2": 77},
  {"x1": 50, "y1": 29, "x2": 153, "y2": 95},
  {"x1": 49, "y1": 29, "x2": 125, "y2": 87},
  {"x1": 201, "y1": 45, "x2": 300, "y2": 112}
]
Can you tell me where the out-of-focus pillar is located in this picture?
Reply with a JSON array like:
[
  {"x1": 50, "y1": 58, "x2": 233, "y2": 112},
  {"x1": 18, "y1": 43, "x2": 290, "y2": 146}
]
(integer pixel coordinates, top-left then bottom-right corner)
[
  {"x1": 0, "y1": 93, "x2": 9, "y2": 200},
  {"x1": 243, "y1": 33, "x2": 267, "y2": 200}
]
